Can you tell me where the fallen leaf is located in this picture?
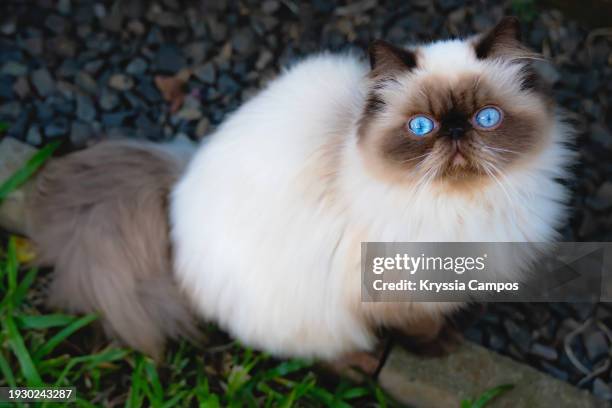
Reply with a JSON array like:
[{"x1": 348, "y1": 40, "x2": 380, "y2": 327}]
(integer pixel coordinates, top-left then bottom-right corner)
[
  {"x1": 154, "y1": 68, "x2": 193, "y2": 113},
  {"x1": 12, "y1": 235, "x2": 36, "y2": 264}
]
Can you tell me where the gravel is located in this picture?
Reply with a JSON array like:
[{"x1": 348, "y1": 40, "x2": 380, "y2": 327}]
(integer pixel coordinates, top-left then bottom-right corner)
[{"x1": 0, "y1": 0, "x2": 611, "y2": 399}]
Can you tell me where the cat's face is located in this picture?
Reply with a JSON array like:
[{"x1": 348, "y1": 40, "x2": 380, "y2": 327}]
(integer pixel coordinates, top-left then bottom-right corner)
[{"x1": 358, "y1": 17, "x2": 554, "y2": 190}]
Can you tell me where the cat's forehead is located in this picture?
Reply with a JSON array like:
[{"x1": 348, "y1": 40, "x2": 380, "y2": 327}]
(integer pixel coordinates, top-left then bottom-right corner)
[{"x1": 416, "y1": 39, "x2": 482, "y2": 74}]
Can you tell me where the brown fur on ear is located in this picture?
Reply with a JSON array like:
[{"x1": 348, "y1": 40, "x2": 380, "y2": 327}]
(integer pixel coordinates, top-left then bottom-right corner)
[
  {"x1": 368, "y1": 40, "x2": 417, "y2": 75},
  {"x1": 474, "y1": 16, "x2": 527, "y2": 59},
  {"x1": 26, "y1": 141, "x2": 201, "y2": 360}
]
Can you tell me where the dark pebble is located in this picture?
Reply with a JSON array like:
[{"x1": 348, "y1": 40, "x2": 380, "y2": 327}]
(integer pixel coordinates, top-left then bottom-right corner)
[
  {"x1": 44, "y1": 118, "x2": 70, "y2": 138},
  {"x1": 153, "y1": 45, "x2": 186, "y2": 74}
]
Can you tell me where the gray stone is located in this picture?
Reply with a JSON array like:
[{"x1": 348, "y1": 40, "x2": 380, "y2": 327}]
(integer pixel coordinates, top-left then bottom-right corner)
[
  {"x1": 75, "y1": 71, "x2": 98, "y2": 95},
  {"x1": 0, "y1": 102, "x2": 21, "y2": 118},
  {"x1": 586, "y1": 182, "x2": 612, "y2": 211},
  {"x1": 57, "y1": 0, "x2": 71, "y2": 15},
  {"x1": 31, "y1": 68, "x2": 56, "y2": 97},
  {"x1": 102, "y1": 111, "x2": 134, "y2": 128},
  {"x1": 109, "y1": 73, "x2": 134, "y2": 91},
  {"x1": 183, "y1": 42, "x2": 208, "y2": 64},
  {"x1": 232, "y1": 28, "x2": 255, "y2": 56},
  {"x1": 175, "y1": 95, "x2": 203, "y2": 121},
  {"x1": 84, "y1": 59, "x2": 105, "y2": 75},
  {"x1": 45, "y1": 119, "x2": 69, "y2": 138},
  {"x1": 529, "y1": 343, "x2": 558, "y2": 361},
  {"x1": 583, "y1": 331, "x2": 609, "y2": 361},
  {"x1": 262, "y1": 0, "x2": 280, "y2": 14},
  {"x1": 13, "y1": 76, "x2": 31, "y2": 99},
  {"x1": 195, "y1": 117, "x2": 210, "y2": 139},
  {"x1": 504, "y1": 320, "x2": 531, "y2": 353},
  {"x1": 99, "y1": 87, "x2": 120, "y2": 111},
  {"x1": 45, "y1": 14, "x2": 68, "y2": 34},
  {"x1": 70, "y1": 121, "x2": 92, "y2": 148},
  {"x1": 153, "y1": 44, "x2": 186, "y2": 73},
  {"x1": 378, "y1": 343, "x2": 604, "y2": 408},
  {"x1": 76, "y1": 93, "x2": 96, "y2": 121},
  {"x1": 26, "y1": 126, "x2": 42, "y2": 146},
  {"x1": 593, "y1": 379, "x2": 612, "y2": 401},
  {"x1": 194, "y1": 62, "x2": 216, "y2": 84},
  {"x1": 0, "y1": 19, "x2": 16, "y2": 35},
  {"x1": 126, "y1": 58, "x2": 148, "y2": 76},
  {"x1": 1, "y1": 61, "x2": 27, "y2": 76},
  {"x1": 590, "y1": 123, "x2": 612, "y2": 149}
]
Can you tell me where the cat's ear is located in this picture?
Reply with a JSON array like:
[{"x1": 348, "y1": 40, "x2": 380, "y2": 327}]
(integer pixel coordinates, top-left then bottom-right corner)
[
  {"x1": 368, "y1": 40, "x2": 417, "y2": 75},
  {"x1": 474, "y1": 16, "x2": 525, "y2": 59}
]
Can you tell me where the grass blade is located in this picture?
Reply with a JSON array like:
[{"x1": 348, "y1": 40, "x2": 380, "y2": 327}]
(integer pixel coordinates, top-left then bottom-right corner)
[
  {"x1": 0, "y1": 349, "x2": 17, "y2": 387},
  {"x1": 0, "y1": 140, "x2": 61, "y2": 203},
  {"x1": 4, "y1": 315, "x2": 43, "y2": 386},
  {"x1": 33, "y1": 314, "x2": 98, "y2": 360},
  {"x1": 15, "y1": 314, "x2": 76, "y2": 330},
  {"x1": 470, "y1": 384, "x2": 514, "y2": 408}
]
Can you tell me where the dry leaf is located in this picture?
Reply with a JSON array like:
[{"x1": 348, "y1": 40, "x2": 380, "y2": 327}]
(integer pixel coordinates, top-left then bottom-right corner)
[{"x1": 154, "y1": 68, "x2": 193, "y2": 113}]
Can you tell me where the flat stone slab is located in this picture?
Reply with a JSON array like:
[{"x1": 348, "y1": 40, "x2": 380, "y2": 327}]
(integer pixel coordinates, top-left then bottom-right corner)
[{"x1": 378, "y1": 341, "x2": 607, "y2": 407}]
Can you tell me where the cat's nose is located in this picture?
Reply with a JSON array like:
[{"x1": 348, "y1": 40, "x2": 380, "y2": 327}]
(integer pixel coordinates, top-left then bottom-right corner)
[{"x1": 449, "y1": 127, "x2": 465, "y2": 140}]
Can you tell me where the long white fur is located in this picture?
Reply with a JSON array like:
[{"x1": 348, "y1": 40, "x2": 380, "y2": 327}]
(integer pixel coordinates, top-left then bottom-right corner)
[{"x1": 170, "y1": 39, "x2": 573, "y2": 360}]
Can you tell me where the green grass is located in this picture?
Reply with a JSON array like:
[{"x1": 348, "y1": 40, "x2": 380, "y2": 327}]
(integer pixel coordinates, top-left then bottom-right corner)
[
  {"x1": 0, "y1": 142, "x2": 392, "y2": 407},
  {"x1": 0, "y1": 235, "x2": 392, "y2": 406},
  {"x1": 461, "y1": 384, "x2": 515, "y2": 408}
]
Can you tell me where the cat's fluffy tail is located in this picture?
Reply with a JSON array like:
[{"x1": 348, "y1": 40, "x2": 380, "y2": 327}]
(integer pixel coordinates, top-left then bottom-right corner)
[{"x1": 25, "y1": 140, "x2": 200, "y2": 359}]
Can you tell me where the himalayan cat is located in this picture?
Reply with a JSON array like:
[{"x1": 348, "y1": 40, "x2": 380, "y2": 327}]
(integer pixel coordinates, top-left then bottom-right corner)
[{"x1": 23, "y1": 17, "x2": 573, "y2": 362}]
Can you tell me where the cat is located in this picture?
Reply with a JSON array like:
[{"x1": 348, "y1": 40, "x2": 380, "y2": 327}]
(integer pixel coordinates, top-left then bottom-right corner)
[{"x1": 23, "y1": 17, "x2": 573, "y2": 362}]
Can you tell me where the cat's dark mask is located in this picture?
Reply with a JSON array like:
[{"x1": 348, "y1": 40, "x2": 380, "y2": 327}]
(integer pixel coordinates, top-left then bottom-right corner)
[{"x1": 358, "y1": 17, "x2": 553, "y2": 190}]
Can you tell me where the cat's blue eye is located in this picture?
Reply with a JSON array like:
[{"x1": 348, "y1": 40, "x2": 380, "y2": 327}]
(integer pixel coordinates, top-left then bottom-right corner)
[
  {"x1": 408, "y1": 115, "x2": 435, "y2": 136},
  {"x1": 474, "y1": 106, "x2": 503, "y2": 129}
]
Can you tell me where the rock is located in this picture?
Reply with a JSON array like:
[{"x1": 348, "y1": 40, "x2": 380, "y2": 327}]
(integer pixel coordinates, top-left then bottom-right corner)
[
  {"x1": 31, "y1": 68, "x2": 56, "y2": 97},
  {"x1": 99, "y1": 87, "x2": 120, "y2": 111},
  {"x1": 101, "y1": 10, "x2": 124, "y2": 32},
  {"x1": 76, "y1": 93, "x2": 96, "y2": 121},
  {"x1": 57, "y1": 59, "x2": 79, "y2": 78},
  {"x1": 127, "y1": 19, "x2": 146, "y2": 36},
  {"x1": 183, "y1": 42, "x2": 209, "y2": 64},
  {"x1": 57, "y1": 0, "x2": 71, "y2": 15},
  {"x1": 532, "y1": 60, "x2": 561, "y2": 85},
  {"x1": 83, "y1": 59, "x2": 105, "y2": 75},
  {"x1": 153, "y1": 44, "x2": 187, "y2": 74},
  {"x1": 109, "y1": 73, "x2": 134, "y2": 91},
  {"x1": 586, "y1": 182, "x2": 612, "y2": 211},
  {"x1": 126, "y1": 58, "x2": 148, "y2": 76},
  {"x1": 583, "y1": 331, "x2": 609, "y2": 361},
  {"x1": 137, "y1": 78, "x2": 162, "y2": 103},
  {"x1": 261, "y1": 0, "x2": 280, "y2": 14},
  {"x1": 590, "y1": 123, "x2": 612, "y2": 149},
  {"x1": 45, "y1": 14, "x2": 68, "y2": 34},
  {"x1": 26, "y1": 126, "x2": 42, "y2": 146},
  {"x1": 13, "y1": 76, "x2": 31, "y2": 99},
  {"x1": 592, "y1": 378, "x2": 612, "y2": 401},
  {"x1": 102, "y1": 111, "x2": 134, "y2": 128},
  {"x1": 530, "y1": 343, "x2": 558, "y2": 361},
  {"x1": 0, "y1": 19, "x2": 16, "y2": 35},
  {"x1": 21, "y1": 36, "x2": 43, "y2": 56},
  {"x1": 1, "y1": 61, "x2": 27, "y2": 76},
  {"x1": 217, "y1": 73, "x2": 240, "y2": 96},
  {"x1": 0, "y1": 102, "x2": 21, "y2": 118},
  {"x1": 504, "y1": 319, "x2": 532, "y2": 354},
  {"x1": 232, "y1": 28, "x2": 255, "y2": 56},
  {"x1": 194, "y1": 62, "x2": 216, "y2": 84},
  {"x1": 195, "y1": 117, "x2": 210, "y2": 139},
  {"x1": 0, "y1": 75, "x2": 14, "y2": 100},
  {"x1": 44, "y1": 118, "x2": 69, "y2": 138},
  {"x1": 578, "y1": 211, "x2": 598, "y2": 238},
  {"x1": 147, "y1": 10, "x2": 185, "y2": 28},
  {"x1": 255, "y1": 49, "x2": 274, "y2": 70},
  {"x1": 70, "y1": 121, "x2": 92, "y2": 148},
  {"x1": 379, "y1": 342, "x2": 601, "y2": 408},
  {"x1": 175, "y1": 95, "x2": 202, "y2": 121},
  {"x1": 75, "y1": 71, "x2": 98, "y2": 95}
]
